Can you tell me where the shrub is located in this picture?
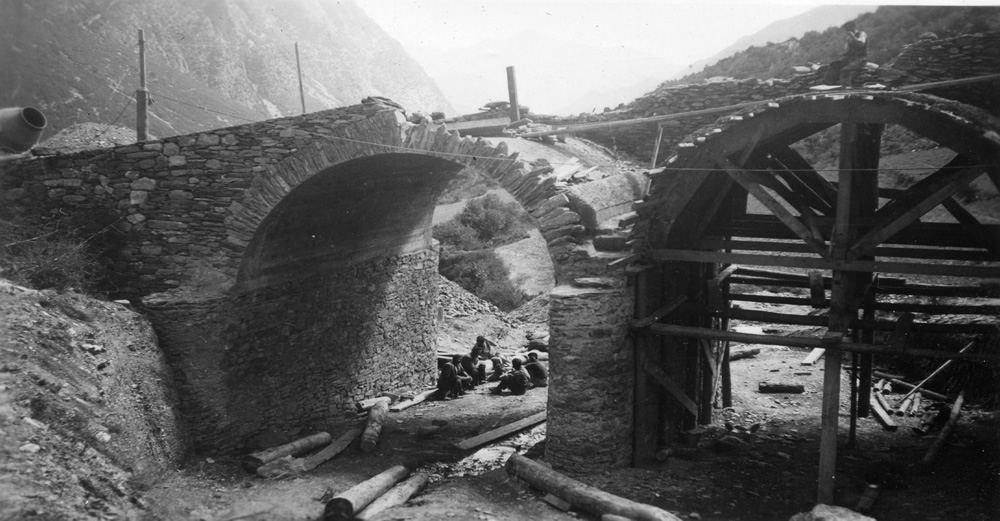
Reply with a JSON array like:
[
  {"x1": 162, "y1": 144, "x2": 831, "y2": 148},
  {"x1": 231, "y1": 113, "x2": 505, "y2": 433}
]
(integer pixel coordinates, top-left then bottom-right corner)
[
  {"x1": 455, "y1": 193, "x2": 526, "y2": 246},
  {"x1": 439, "y1": 250, "x2": 528, "y2": 311},
  {"x1": 432, "y1": 220, "x2": 484, "y2": 251},
  {"x1": 0, "y1": 219, "x2": 104, "y2": 293}
]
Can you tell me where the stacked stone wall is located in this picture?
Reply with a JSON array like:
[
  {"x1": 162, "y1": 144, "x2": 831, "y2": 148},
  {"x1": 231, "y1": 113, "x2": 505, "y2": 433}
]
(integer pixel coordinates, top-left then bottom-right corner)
[
  {"x1": 145, "y1": 248, "x2": 438, "y2": 452},
  {"x1": 0, "y1": 103, "x2": 395, "y2": 299}
]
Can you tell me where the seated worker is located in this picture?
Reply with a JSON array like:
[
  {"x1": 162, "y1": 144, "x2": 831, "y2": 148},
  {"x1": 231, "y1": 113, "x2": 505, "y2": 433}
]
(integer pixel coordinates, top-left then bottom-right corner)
[
  {"x1": 433, "y1": 355, "x2": 470, "y2": 400},
  {"x1": 458, "y1": 355, "x2": 479, "y2": 389},
  {"x1": 523, "y1": 352, "x2": 547, "y2": 388},
  {"x1": 486, "y1": 356, "x2": 506, "y2": 382},
  {"x1": 490, "y1": 358, "x2": 532, "y2": 396}
]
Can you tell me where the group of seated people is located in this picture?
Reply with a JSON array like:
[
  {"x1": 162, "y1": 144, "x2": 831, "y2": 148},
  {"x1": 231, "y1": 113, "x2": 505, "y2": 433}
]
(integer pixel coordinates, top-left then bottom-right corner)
[{"x1": 433, "y1": 335, "x2": 547, "y2": 400}]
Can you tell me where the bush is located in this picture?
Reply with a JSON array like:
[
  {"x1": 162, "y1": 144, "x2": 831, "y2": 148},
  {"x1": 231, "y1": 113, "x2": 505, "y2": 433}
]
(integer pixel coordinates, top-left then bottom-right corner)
[
  {"x1": 457, "y1": 193, "x2": 523, "y2": 245},
  {"x1": 439, "y1": 250, "x2": 528, "y2": 311},
  {"x1": 0, "y1": 219, "x2": 104, "y2": 293},
  {"x1": 432, "y1": 220, "x2": 484, "y2": 251}
]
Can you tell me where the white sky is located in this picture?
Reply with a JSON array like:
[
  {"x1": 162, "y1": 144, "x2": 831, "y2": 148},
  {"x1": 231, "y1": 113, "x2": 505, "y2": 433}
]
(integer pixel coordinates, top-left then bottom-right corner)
[
  {"x1": 357, "y1": 0, "x2": 854, "y2": 65},
  {"x1": 352, "y1": 0, "x2": 990, "y2": 114}
]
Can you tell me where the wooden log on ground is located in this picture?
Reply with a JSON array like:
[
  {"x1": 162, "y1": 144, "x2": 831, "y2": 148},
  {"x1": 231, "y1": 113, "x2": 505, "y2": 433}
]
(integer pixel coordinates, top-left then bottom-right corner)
[
  {"x1": 869, "y1": 394, "x2": 897, "y2": 431},
  {"x1": 909, "y1": 394, "x2": 922, "y2": 416},
  {"x1": 505, "y1": 454, "x2": 681, "y2": 521},
  {"x1": 389, "y1": 389, "x2": 437, "y2": 412},
  {"x1": 361, "y1": 398, "x2": 391, "y2": 453},
  {"x1": 301, "y1": 427, "x2": 363, "y2": 472},
  {"x1": 323, "y1": 465, "x2": 410, "y2": 521},
  {"x1": 455, "y1": 411, "x2": 547, "y2": 451},
  {"x1": 922, "y1": 391, "x2": 965, "y2": 464},
  {"x1": 729, "y1": 348, "x2": 760, "y2": 361},
  {"x1": 896, "y1": 395, "x2": 914, "y2": 417},
  {"x1": 354, "y1": 472, "x2": 430, "y2": 521},
  {"x1": 758, "y1": 381, "x2": 804, "y2": 394},
  {"x1": 874, "y1": 389, "x2": 895, "y2": 416},
  {"x1": 242, "y1": 432, "x2": 332, "y2": 472},
  {"x1": 872, "y1": 371, "x2": 949, "y2": 402},
  {"x1": 257, "y1": 426, "x2": 363, "y2": 478},
  {"x1": 356, "y1": 395, "x2": 396, "y2": 413},
  {"x1": 855, "y1": 483, "x2": 880, "y2": 513}
]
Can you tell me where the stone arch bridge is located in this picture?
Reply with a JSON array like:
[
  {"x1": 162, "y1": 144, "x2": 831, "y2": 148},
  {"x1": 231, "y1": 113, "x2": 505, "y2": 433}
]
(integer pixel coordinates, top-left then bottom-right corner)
[{"x1": 1, "y1": 101, "x2": 644, "y2": 464}]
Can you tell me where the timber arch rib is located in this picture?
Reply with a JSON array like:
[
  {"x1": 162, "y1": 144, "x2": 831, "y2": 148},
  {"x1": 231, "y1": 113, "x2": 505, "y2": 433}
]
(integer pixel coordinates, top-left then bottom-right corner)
[{"x1": 627, "y1": 91, "x2": 1000, "y2": 502}]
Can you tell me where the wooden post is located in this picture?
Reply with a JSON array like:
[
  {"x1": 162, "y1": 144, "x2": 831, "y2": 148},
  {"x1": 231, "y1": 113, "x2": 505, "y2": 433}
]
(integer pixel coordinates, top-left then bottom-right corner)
[
  {"x1": 650, "y1": 124, "x2": 665, "y2": 169},
  {"x1": 136, "y1": 29, "x2": 148, "y2": 141},
  {"x1": 633, "y1": 270, "x2": 657, "y2": 465},
  {"x1": 295, "y1": 42, "x2": 306, "y2": 114},
  {"x1": 506, "y1": 66, "x2": 521, "y2": 122},
  {"x1": 923, "y1": 391, "x2": 965, "y2": 464}
]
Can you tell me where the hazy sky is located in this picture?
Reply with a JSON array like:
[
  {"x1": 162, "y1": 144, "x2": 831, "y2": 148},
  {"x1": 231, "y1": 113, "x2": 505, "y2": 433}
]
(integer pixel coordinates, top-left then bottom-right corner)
[
  {"x1": 352, "y1": 1, "x2": 978, "y2": 115},
  {"x1": 357, "y1": 0, "x2": 854, "y2": 66}
]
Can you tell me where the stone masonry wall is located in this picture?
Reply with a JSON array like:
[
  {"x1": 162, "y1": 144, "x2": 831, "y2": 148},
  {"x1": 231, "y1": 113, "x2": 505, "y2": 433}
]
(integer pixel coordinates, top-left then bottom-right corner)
[
  {"x1": 546, "y1": 281, "x2": 634, "y2": 471},
  {"x1": 0, "y1": 103, "x2": 396, "y2": 300},
  {"x1": 144, "y1": 248, "x2": 439, "y2": 453}
]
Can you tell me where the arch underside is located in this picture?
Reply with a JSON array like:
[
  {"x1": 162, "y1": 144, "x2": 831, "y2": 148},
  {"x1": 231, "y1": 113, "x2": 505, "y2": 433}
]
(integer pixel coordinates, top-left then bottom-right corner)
[{"x1": 629, "y1": 91, "x2": 1000, "y2": 465}]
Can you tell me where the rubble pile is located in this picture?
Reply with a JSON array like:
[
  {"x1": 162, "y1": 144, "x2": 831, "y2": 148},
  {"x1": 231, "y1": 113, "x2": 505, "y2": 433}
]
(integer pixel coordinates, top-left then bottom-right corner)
[{"x1": 437, "y1": 275, "x2": 519, "y2": 329}]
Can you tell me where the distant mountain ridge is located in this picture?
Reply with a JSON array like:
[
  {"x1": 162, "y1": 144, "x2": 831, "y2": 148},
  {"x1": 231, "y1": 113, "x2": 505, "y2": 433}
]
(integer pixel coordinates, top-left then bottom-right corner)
[{"x1": 0, "y1": 0, "x2": 453, "y2": 139}]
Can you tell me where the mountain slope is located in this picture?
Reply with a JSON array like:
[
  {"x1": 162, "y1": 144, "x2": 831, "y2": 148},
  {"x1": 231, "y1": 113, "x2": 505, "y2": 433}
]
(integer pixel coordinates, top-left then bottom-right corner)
[
  {"x1": 670, "y1": 5, "x2": 875, "y2": 80},
  {"x1": 0, "y1": 0, "x2": 452, "y2": 139},
  {"x1": 674, "y1": 5, "x2": 1000, "y2": 83}
]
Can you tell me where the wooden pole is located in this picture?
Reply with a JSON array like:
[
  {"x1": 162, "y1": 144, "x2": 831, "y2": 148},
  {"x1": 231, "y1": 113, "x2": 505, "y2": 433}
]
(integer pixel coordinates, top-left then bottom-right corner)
[
  {"x1": 646, "y1": 324, "x2": 1000, "y2": 361},
  {"x1": 650, "y1": 124, "x2": 665, "y2": 169},
  {"x1": 922, "y1": 391, "x2": 965, "y2": 464},
  {"x1": 295, "y1": 42, "x2": 306, "y2": 114},
  {"x1": 354, "y1": 473, "x2": 430, "y2": 521},
  {"x1": 505, "y1": 454, "x2": 682, "y2": 521},
  {"x1": 256, "y1": 427, "x2": 363, "y2": 477},
  {"x1": 324, "y1": 465, "x2": 410, "y2": 521},
  {"x1": 136, "y1": 29, "x2": 148, "y2": 141},
  {"x1": 898, "y1": 341, "x2": 975, "y2": 403},
  {"x1": 506, "y1": 66, "x2": 521, "y2": 122}
]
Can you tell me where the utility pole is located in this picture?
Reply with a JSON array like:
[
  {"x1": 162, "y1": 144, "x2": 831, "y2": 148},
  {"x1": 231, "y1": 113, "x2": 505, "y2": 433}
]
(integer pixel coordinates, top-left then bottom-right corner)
[
  {"x1": 295, "y1": 42, "x2": 306, "y2": 114},
  {"x1": 136, "y1": 29, "x2": 148, "y2": 141},
  {"x1": 506, "y1": 66, "x2": 520, "y2": 122}
]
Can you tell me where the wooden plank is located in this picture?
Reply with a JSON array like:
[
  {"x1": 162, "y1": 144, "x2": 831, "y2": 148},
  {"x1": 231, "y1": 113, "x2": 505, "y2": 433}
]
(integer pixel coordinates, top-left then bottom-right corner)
[
  {"x1": 647, "y1": 323, "x2": 1000, "y2": 361},
  {"x1": 639, "y1": 350, "x2": 699, "y2": 417},
  {"x1": 767, "y1": 145, "x2": 838, "y2": 209},
  {"x1": 389, "y1": 389, "x2": 436, "y2": 412},
  {"x1": 802, "y1": 348, "x2": 826, "y2": 365},
  {"x1": 647, "y1": 248, "x2": 1000, "y2": 279},
  {"x1": 695, "y1": 238, "x2": 994, "y2": 262},
  {"x1": 607, "y1": 253, "x2": 641, "y2": 270},
  {"x1": 650, "y1": 124, "x2": 665, "y2": 168},
  {"x1": 454, "y1": 411, "x2": 547, "y2": 451},
  {"x1": 630, "y1": 295, "x2": 688, "y2": 328},
  {"x1": 869, "y1": 395, "x2": 898, "y2": 431},
  {"x1": 712, "y1": 152, "x2": 829, "y2": 257}
]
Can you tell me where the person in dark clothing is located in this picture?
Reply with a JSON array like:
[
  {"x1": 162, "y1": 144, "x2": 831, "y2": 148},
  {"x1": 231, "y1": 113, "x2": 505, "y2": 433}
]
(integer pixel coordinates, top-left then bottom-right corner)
[
  {"x1": 523, "y1": 352, "x2": 548, "y2": 388},
  {"x1": 433, "y1": 355, "x2": 469, "y2": 400},
  {"x1": 486, "y1": 356, "x2": 505, "y2": 382},
  {"x1": 491, "y1": 358, "x2": 532, "y2": 395},
  {"x1": 824, "y1": 21, "x2": 868, "y2": 86},
  {"x1": 459, "y1": 355, "x2": 480, "y2": 388}
]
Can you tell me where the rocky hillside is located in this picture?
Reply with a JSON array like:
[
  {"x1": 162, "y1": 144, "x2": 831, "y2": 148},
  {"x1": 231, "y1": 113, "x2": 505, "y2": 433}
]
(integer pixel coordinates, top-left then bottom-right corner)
[
  {"x1": 674, "y1": 5, "x2": 1000, "y2": 84},
  {"x1": 0, "y1": 0, "x2": 452, "y2": 139},
  {"x1": 0, "y1": 280, "x2": 184, "y2": 520}
]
